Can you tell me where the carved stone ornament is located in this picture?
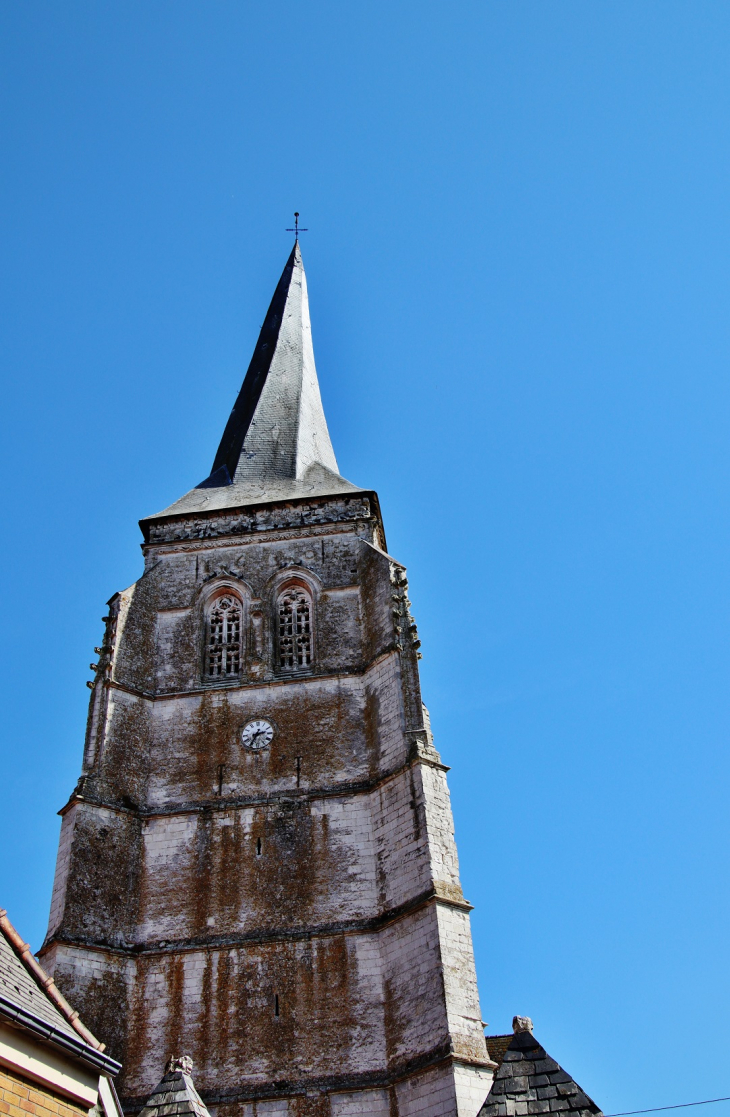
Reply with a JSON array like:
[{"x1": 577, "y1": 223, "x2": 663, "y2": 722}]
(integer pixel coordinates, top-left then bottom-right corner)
[
  {"x1": 512, "y1": 1015, "x2": 534, "y2": 1034},
  {"x1": 166, "y1": 1055, "x2": 194, "y2": 1075}
]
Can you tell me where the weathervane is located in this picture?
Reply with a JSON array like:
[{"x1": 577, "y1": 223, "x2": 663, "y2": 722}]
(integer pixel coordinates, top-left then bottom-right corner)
[{"x1": 286, "y1": 212, "x2": 308, "y2": 241}]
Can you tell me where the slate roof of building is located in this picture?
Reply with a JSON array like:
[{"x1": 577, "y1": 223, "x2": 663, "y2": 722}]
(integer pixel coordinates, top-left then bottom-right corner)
[
  {"x1": 137, "y1": 1061, "x2": 211, "y2": 1117},
  {"x1": 144, "y1": 241, "x2": 362, "y2": 525},
  {"x1": 479, "y1": 1028, "x2": 603, "y2": 1117},
  {"x1": 0, "y1": 908, "x2": 120, "y2": 1075}
]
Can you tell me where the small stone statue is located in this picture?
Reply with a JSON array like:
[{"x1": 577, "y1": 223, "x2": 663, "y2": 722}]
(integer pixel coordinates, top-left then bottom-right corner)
[
  {"x1": 166, "y1": 1055, "x2": 194, "y2": 1076},
  {"x1": 512, "y1": 1016, "x2": 534, "y2": 1034}
]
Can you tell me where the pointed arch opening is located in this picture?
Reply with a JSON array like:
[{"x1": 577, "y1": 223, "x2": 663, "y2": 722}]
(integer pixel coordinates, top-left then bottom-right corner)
[
  {"x1": 276, "y1": 583, "x2": 313, "y2": 672},
  {"x1": 205, "y1": 592, "x2": 243, "y2": 679}
]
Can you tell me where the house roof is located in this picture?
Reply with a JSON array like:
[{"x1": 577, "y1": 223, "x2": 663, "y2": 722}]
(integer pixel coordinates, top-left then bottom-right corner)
[
  {"x1": 143, "y1": 241, "x2": 362, "y2": 526},
  {"x1": 0, "y1": 908, "x2": 120, "y2": 1076},
  {"x1": 137, "y1": 1058, "x2": 210, "y2": 1117},
  {"x1": 479, "y1": 1026, "x2": 603, "y2": 1117},
  {"x1": 485, "y1": 1034, "x2": 514, "y2": 1068}
]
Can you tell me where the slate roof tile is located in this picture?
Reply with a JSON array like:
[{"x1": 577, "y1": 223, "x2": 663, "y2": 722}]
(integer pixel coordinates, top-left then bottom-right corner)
[
  {"x1": 0, "y1": 924, "x2": 76, "y2": 1038},
  {"x1": 478, "y1": 1029, "x2": 602, "y2": 1117},
  {"x1": 0, "y1": 908, "x2": 104, "y2": 1052},
  {"x1": 138, "y1": 1062, "x2": 211, "y2": 1117},
  {"x1": 0, "y1": 908, "x2": 120, "y2": 1078}
]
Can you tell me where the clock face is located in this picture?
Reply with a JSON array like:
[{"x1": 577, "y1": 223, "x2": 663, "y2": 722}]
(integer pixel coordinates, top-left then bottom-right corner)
[{"x1": 241, "y1": 719, "x2": 274, "y2": 751}]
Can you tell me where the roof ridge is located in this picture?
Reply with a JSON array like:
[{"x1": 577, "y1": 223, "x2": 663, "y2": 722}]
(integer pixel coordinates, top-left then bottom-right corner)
[{"x1": 0, "y1": 908, "x2": 105, "y2": 1052}]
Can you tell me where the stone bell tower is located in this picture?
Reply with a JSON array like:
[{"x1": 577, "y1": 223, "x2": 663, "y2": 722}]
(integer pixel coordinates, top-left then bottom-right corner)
[{"x1": 40, "y1": 242, "x2": 495, "y2": 1117}]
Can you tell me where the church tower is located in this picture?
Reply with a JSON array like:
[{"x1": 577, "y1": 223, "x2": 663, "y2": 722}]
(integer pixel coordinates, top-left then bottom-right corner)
[{"x1": 40, "y1": 243, "x2": 495, "y2": 1117}]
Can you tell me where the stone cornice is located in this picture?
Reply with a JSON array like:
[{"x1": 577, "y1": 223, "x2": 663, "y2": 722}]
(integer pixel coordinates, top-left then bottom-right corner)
[
  {"x1": 142, "y1": 517, "x2": 371, "y2": 557},
  {"x1": 44, "y1": 885, "x2": 473, "y2": 962},
  {"x1": 141, "y1": 492, "x2": 381, "y2": 547},
  {"x1": 60, "y1": 739, "x2": 449, "y2": 819},
  {"x1": 120, "y1": 1039, "x2": 494, "y2": 1112},
  {"x1": 101, "y1": 644, "x2": 405, "y2": 702}
]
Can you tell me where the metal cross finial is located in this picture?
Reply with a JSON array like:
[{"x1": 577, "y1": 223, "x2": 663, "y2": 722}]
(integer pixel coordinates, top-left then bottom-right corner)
[{"x1": 286, "y1": 212, "x2": 308, "y2": 241}]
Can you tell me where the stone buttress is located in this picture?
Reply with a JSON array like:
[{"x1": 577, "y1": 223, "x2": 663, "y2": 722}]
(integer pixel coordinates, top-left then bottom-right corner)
[{"x1": 40, "y1": 243, "x2": 495, "y2": 1117}]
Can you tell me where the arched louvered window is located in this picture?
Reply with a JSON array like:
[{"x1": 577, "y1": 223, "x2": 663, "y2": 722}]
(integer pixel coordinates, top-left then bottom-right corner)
[
  {"x1": 206, "y1": 594, "x2": 242, "y2": 678},
  {"x1": 277, "y1": 586, "x2": 312, "y2": 671}
]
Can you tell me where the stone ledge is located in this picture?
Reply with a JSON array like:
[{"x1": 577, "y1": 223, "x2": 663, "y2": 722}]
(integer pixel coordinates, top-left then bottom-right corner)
[
  {"x1": 44, "y1": 886, "x2": 473, "y2": 959},
  {"x1": 143, "y1": 518, "x2": 367, "y2": 557},
  {"x1": 141, "y1": 495, "x2": 376, "y2": 547},
  {"x1": 60, "y1": 757, "x2": 440, "y2": 817},
  {"x1": 59, "y1": 729, "x2": 444, "y2": 819},
  {"x1": 119, "y1": 1040, "x2": 493, "y2": 1113},
  {"x1": 102, "y1": 643, "x2": 403, "y2": 702}
]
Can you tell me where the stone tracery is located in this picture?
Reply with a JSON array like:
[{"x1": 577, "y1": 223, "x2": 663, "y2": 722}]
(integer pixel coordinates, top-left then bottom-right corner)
[
  {"x1": 277, "y1": 585, "x2": 312, "y2": 670},
  {"x1": 205, "y1": 593, "x2": 242, "y2": 678}
]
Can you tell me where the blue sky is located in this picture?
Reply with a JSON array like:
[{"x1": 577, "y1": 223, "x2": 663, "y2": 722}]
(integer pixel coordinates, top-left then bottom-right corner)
[{"x1": 1, "y1": 2, "x2": 729, "y2": 1113}]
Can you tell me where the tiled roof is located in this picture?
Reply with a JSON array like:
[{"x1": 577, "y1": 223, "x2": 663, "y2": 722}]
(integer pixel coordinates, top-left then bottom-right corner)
[
  {"x1": 479, "y1": 1029, "x2": 603, "y2": 1117},
  {"x1": 138, "y1": 1060, "x2": 210, "y2": 1117},
  {"x1": 0, "y1": 908, "x2": 120, "y2": 1075},
  {"x1": 485, "y1": 1035, "x2": 514, "y2": 1068},
  {"x1": 0, "y1": 920, "x2": 77, "y2": 1040}
]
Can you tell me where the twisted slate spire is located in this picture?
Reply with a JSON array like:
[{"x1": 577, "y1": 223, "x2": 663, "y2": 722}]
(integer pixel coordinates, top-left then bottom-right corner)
[
  {"x1": 208, "y1": 241, "x2": 339, "y2": 486},
  {"x1": 148, "y1": 242, "x2": 359, "y2": 521}
]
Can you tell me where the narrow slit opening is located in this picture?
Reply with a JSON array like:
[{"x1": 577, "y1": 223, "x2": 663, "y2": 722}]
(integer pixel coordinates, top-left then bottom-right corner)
[
  {"x1": 274, "y1": 994, "x2": 280, "y2": 1017},
  {"x1": 256, "y1": 837, "x2": 262, "y2": 857}
]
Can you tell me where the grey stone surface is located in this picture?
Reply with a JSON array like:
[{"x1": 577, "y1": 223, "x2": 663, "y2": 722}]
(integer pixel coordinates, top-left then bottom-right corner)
[
  {"x1": 535, "y1": 1059, "x2": 561, "y2": 1074},
  {"x1": 478, "y1": 1030, "x2": 602, "y2": 1117}
]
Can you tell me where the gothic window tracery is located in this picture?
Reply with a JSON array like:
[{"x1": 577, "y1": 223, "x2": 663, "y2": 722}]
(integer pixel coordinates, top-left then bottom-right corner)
[
  {"x1": 205, "y1": 594, "x2": 242, "y2": 678},
  {"x1": 277, "y1": 586, "x2": 313, "y2": 671}
]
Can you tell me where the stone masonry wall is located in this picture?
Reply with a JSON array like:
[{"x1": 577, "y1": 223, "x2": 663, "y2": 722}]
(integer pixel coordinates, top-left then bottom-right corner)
[{"x1": 43, "y1": 496, "x2": 491, "y2": 1116}]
